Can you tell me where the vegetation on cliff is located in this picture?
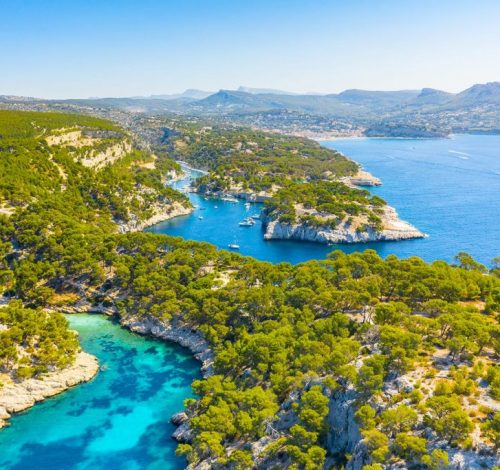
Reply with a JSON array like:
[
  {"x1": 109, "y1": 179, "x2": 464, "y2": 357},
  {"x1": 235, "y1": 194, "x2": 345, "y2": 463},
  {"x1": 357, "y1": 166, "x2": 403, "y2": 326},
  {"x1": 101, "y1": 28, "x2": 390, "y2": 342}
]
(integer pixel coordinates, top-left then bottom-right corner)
[
  {"x1": 0, "y1": 301, "x2": 79, "y2": 381},
  {"x1": 161, "y1": 120, "x2": 414, "y2": 241},
  {"x1": 1, "y1": 110, "x2": 499, "y2": 469},
  {"x1": 263, "y1": 181, "x2": 386, "y2": 230}
]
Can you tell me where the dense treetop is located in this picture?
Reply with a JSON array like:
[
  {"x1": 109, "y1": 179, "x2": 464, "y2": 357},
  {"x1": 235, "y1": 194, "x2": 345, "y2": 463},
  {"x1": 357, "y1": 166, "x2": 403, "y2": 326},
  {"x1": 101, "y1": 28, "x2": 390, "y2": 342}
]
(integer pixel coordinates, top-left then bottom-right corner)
[
  {"x1": 164, "y1": 124, "x2": 358, "y2": 194},
  {"x1": 263, "y1": 181, "x2": 386, "y2": 230}
]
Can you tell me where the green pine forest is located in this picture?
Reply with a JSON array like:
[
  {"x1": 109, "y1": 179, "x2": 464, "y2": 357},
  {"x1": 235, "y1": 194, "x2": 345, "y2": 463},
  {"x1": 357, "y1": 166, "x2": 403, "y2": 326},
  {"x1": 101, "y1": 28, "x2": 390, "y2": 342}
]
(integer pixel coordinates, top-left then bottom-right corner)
[{"x1": 0, "y1": 110, "x2": 499, "y2": 469}]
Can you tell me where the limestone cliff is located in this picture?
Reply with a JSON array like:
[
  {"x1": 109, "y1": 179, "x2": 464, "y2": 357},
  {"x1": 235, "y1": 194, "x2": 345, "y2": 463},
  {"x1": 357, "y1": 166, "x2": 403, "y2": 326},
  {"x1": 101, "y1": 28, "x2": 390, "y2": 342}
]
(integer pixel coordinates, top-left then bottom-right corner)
[
  {"x1": 120, "y1": 314, "x2": 214, "y2": 378},
  {"x1": 117, "y1": 201, "x2": 192, "y2": 232},
  {"x1": 0, "y1": 351, "x2": 99, "y2": 428},
  {"x1": 262, "y1": 206, "x2": 424, "y2": 244}
]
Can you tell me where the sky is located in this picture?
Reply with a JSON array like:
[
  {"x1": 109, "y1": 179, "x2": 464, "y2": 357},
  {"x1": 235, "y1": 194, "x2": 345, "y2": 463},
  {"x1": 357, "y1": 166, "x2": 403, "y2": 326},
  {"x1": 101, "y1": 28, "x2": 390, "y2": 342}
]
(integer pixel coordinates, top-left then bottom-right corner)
[{"x1": 1, "y1": 0, "x2": 499, "y2": 98}]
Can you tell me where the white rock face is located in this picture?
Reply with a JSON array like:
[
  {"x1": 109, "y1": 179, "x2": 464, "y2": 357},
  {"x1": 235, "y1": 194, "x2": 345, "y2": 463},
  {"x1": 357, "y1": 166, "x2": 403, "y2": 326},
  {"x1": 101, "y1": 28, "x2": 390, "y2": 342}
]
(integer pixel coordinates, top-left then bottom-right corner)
[
  {"x1": 0, "y1": 351, "x2": 99, "y2": 428},
  {"x1": 120, "y1": 315, "x2": 214, "y2": 378},
  {"x1": 118, "y1": 202, "x2": 193, "y2": 233},
  {"x1": 327, "y1": 389, "x2": 362, "y2": 458},
  {"x1": 80, "y1": 140, "x2": 132, "y2": 169},
  {"x1": 341, "y1": 170, "x2": 382, "y2": 187},
  {"x1": 263, "y1": 206, "x2": 424, "y2": 244}
]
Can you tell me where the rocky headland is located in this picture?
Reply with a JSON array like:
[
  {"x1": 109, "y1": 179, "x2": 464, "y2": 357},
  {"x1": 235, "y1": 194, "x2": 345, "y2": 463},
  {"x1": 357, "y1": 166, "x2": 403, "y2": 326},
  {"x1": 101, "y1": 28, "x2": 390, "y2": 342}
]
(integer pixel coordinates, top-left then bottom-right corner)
[
  {"x1": 118, "y1": 201, "x2": 193, "y2": 232},
  {"x1": 0, "y1": 351, "x2": 99, "y2": 429},
  {"x1": 262, "y1": 205, "x2": 425, "y2": 244}
]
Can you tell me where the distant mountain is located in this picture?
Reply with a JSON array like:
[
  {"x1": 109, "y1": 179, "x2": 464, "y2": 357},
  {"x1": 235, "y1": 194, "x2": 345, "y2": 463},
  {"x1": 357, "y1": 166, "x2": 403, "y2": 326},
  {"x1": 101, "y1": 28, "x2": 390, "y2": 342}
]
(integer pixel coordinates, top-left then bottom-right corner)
[
  {"x1": 451, "y1": 82, "x2": 500, "y2": 106},
  {"x1": 336, "y1": 89, "x2": 420, "y2": 106},
  {"x1": 237, "y1": 86, "x2": 298, "y2": 95},
  {"x1": 188, "y1": 88, "x2": 422, "y2": 116},
  {"x1": 410, "y1": 88, "x2": 453, "y2": 106},
  {"x1": 2, "y1": 82, "x2": 499, "y2": 138},
  {"x1": 150, "y1": 89, "x2": 213, "y2": 100}
]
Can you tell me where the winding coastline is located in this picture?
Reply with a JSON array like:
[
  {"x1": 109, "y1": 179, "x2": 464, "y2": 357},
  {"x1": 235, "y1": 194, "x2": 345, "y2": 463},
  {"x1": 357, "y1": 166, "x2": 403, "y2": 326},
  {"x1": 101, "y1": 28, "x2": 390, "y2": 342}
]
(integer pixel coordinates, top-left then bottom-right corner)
[{"x1": 0, "y1": 141, "x2": 425, "y2": 445}]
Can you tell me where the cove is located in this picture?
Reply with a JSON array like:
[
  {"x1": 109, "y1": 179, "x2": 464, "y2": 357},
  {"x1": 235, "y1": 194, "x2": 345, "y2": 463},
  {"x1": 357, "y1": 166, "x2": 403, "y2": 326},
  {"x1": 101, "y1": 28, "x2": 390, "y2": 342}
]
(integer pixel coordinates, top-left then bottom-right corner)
[
  {"x1": 0, "y1": 314, "x2": 200, "y2": 470},
  {"x1": 149, "y1": 134, "x2": 500, "y2": 265}
]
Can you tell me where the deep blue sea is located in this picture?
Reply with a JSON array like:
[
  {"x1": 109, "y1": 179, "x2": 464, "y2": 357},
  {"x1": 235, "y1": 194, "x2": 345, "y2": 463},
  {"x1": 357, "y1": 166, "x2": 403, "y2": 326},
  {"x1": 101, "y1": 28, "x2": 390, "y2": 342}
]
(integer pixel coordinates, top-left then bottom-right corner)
[
  {"x1": 0, "y1": 315, "x2": 200, "y2": 470},
  {"x1": 149, "y1": 134, "x2": 500, "y2": 265}
]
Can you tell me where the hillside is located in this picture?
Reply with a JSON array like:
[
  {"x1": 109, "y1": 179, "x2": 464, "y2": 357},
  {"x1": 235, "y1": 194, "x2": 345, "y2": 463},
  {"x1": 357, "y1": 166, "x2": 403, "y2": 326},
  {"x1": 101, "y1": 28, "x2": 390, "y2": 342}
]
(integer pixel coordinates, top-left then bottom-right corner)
[
  {"x1": 0, "y1": 110, "x2": 498, "y2": 469},
  {"x1": 0, "y1": 110, "x2": 191, "y2": 229}
]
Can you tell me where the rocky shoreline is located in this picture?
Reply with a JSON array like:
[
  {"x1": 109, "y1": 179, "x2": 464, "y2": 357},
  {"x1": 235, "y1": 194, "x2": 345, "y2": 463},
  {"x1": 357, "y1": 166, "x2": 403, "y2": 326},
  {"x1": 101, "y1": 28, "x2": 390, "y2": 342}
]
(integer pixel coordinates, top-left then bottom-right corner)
[
  {"x1": 0, "y1": 351, "x2": 99, "y2": 429},
  {"x1": 118, "y1": 201, "x2": 193, "y2": 232},
  {"x1": 263, "y1": 206, "x2": 425, "y2": 244},
  {"x1": 341, "y1": 170, "x2": 382, "y2": 187},
  {"x1": 120, "y1": 314, "x2": 214, "y2": 378}
]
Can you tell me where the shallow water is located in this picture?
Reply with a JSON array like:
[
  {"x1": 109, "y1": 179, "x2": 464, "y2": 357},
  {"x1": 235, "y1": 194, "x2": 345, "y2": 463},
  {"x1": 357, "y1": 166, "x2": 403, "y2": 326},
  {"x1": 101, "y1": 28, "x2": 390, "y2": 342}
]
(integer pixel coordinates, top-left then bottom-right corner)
[
  {"x1": 149, "y1": 134, "x2": 500, "y2": 265},
  {"x1": 0, "y1": 314, "x2": 200, "y2": 470}
]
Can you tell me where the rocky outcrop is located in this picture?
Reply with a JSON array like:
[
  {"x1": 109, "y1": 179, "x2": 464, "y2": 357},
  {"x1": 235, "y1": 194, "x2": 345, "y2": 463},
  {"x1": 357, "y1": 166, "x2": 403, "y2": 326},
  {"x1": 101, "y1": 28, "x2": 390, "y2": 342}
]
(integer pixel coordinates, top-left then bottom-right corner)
[
  {"x1": 171, "y1": 411, "x2": 189, "y2": 426},
  {"x1": 324, "y1": 387, "x2": 373, "y2": 470},
  {"x1": 118, "y1": 201, "x2": 193, "y2": 232},
  {"x1": 79, "y1": 140, "x2": 132, "y2": 169},
  {"x1": 172, "y1": 422, "x2": 194, "y2": 443},
  {"x1": 263, "y1": 206, "x2": 424, "y2": 244},
  {"x1": 0, "y1": 351, "x2": 99, "y2": 428},
  {"x1": 324, "y1": 381, "x2": 500, "y2": 470},
  {"x1": 326, "y1": 388, "x2": 363, "y2": 464},
  {"x1": 341, "y1": 170, "x2": 382, "y2": 187},
  {"x1": 46, "y1": 129, "x2": 132, "y2": 169},
  {"x1": 227, "y1": 190, "x2": 273, "y2": 203},
  {"x1": 120, "y1": 315, "x2": 214, "y2": 378}
]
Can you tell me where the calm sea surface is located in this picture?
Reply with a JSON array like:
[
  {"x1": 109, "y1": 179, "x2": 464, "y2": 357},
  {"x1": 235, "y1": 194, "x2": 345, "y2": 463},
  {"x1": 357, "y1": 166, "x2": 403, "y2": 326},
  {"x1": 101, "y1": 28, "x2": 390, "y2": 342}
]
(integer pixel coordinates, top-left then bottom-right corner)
[{"x1": 149, "y1": 134, "x2": 500, "y2": 265}]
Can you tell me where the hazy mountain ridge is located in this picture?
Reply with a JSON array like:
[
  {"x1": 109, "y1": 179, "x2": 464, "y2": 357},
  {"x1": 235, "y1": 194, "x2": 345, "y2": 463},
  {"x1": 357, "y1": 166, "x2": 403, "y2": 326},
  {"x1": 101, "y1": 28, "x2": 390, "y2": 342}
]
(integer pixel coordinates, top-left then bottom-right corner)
[{"x1": 1, "y1": 82, "x2": 499, "y2": 137}]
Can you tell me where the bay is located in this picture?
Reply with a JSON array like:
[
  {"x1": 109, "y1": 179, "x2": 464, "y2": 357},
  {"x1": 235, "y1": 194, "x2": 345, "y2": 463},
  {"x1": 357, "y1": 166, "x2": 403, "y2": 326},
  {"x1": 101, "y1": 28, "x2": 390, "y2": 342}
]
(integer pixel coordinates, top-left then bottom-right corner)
[
  {"x1": 0, "y1": 314, "x2": 200, "y2": 470},
  {"x1": 149, "y1": 134, "x2": 500, "y2": 265}
]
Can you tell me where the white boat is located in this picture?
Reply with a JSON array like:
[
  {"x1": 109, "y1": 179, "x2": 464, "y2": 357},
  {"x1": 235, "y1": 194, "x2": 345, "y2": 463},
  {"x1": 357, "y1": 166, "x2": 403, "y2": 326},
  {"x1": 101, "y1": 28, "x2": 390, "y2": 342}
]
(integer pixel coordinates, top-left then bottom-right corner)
[
  {"x1": 198, "y1": 216, "x2": 204, "y2": 220},
  {"x1": 239, "y1": 217, "x2": 255, "y2": 227},
  {"x1": 244, "y1": 202, "x2": 251, "y2": 209},
  {"x1": 228, "y1": 243, "x2": 240, "y2": 249},
  {"x1": 214, "y1": 205, "x2": 218, "y2": 209},
  {"x1": 250, "y1": 214, "x2": 260, "y2": 220},
  {"x1": 221, "y1": 196, "x2": 239, "y2": 203}
]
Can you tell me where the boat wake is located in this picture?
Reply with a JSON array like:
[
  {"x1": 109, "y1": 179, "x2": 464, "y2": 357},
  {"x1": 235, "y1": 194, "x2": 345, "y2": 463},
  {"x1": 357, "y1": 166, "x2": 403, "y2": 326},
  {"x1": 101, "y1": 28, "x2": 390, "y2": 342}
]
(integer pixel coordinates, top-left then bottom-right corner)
[{"x1": 448, "y1": 150, "x2": 470, "y2": 160}]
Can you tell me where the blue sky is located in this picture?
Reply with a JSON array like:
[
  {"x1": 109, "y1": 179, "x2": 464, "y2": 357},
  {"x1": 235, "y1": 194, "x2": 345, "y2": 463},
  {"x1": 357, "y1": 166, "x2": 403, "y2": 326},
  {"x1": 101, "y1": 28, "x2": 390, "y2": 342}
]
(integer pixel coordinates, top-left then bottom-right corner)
[{"x1": 1, "y1": 0, "x2": 499, "y2": 98}]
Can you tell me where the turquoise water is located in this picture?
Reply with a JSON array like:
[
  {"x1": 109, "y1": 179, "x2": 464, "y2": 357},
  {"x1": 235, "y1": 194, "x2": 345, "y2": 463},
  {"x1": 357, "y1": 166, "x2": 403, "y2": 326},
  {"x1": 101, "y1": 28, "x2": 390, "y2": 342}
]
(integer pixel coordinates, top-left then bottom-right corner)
[
  {"x1": 149, "y1": 134, "x2": 500, "y2": 265},
  {"x1": 0, "y1": 314, "x2": 200, "y2": 470}
]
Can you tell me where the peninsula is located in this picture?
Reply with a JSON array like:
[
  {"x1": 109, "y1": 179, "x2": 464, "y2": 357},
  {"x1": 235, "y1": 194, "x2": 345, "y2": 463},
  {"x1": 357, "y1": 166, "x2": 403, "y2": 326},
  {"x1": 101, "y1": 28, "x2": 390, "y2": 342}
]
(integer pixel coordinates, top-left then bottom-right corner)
[{"x1": 170, "y1": 123, "x2": 423, "y2": 244}]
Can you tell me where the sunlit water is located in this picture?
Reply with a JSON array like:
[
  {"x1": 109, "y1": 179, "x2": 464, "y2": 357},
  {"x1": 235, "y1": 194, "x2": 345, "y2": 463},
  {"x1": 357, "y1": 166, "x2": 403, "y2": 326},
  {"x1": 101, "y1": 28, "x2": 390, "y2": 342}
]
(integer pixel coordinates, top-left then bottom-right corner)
[
  {"x1": 0, "y1": 314, "x2": 200, "y2": 470},
  {"x1": 149, "y1": 134, "x2": 500, "y2": 265}
]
